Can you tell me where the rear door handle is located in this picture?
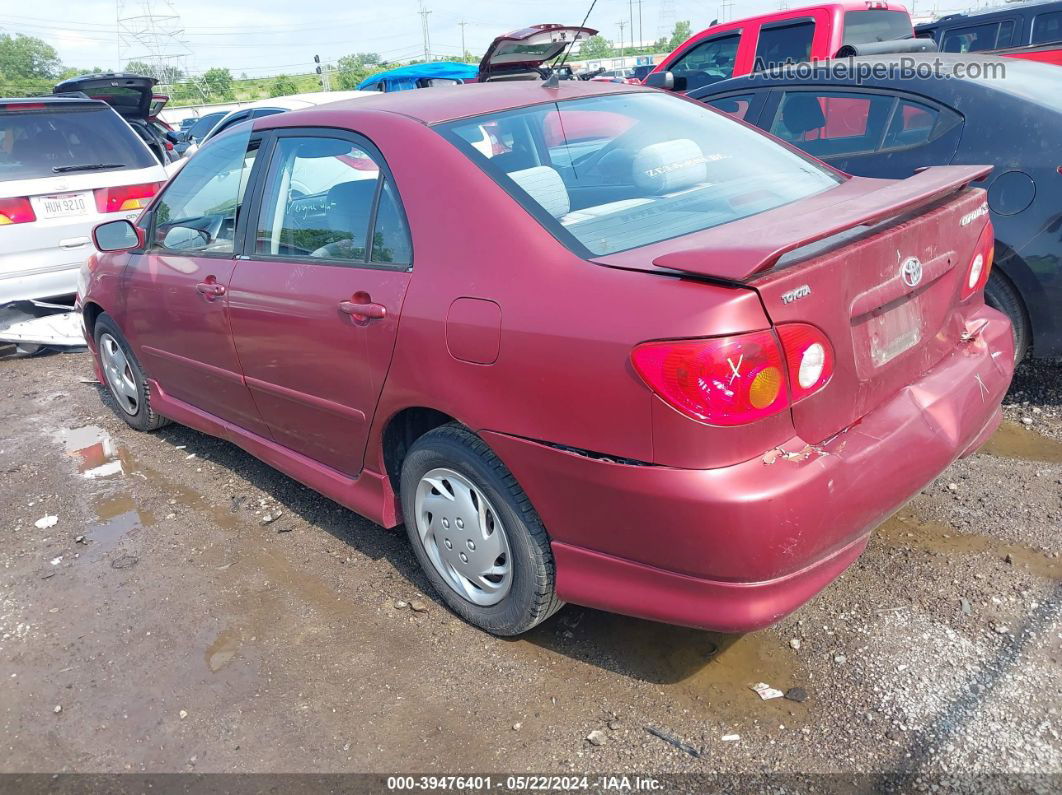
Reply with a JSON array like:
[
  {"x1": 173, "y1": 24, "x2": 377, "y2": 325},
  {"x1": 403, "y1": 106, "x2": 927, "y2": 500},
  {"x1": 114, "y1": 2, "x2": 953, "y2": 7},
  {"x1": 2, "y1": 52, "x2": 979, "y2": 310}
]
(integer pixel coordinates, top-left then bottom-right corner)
[
  {"x1": 195, "y1": 281, "x2": 226, "y2": 298},
  {"x1": 339, "y1": 300, "x2": 386, "y2": 320}
]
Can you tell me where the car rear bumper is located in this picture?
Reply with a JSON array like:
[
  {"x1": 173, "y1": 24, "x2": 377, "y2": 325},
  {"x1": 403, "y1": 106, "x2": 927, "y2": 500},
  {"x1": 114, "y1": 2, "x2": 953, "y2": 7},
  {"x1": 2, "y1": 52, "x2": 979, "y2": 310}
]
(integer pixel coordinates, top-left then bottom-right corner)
[
  {"x1": 0, "y1": 258, "x2": 83, "y2": 303},
  {"x1": 482, "y1": 305, "x2": 1014, "y2": 632}
]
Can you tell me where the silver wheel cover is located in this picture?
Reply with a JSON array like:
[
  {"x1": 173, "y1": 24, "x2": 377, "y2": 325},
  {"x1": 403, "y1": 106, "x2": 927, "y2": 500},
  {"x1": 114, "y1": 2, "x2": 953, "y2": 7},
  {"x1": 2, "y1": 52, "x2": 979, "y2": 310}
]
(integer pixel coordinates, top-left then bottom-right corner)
[{"x1": 414, "y1": 467, "x2": 513, "y2": 606}]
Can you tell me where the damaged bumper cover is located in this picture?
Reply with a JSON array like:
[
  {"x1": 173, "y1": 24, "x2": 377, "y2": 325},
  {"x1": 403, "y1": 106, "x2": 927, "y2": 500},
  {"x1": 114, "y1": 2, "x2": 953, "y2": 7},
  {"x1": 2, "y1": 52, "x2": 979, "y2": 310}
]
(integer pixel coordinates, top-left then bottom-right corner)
[{"x1": 482, "y1": 305, "x2": 1013, "y2": 632}]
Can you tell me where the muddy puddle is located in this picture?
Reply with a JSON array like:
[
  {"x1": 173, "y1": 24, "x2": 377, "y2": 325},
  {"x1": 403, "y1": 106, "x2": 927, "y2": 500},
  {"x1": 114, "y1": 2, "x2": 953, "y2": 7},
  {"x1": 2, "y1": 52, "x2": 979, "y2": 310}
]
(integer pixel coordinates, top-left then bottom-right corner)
[
  {"x1": 82, "y1": 494, "x2": 156, "y2": 562},
  {"x1": 980, "y1": 419, "x2": 1062, "y2": 463},
  {"x1": 52, "y1": 424, "x2": 134, "y2": 478},
  {"x1": 878, "y1": 512, "x2": 1060, "y2": 580},
  {"x1": 519, "y1": 608, "x2": 804, "y2": 721}
]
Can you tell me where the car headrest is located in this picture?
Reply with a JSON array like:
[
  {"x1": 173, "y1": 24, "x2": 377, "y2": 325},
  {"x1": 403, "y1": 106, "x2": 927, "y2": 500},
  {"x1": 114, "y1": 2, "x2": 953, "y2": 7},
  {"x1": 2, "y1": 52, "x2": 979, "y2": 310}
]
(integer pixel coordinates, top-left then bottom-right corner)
[
  {"x1": 781, "y1": 94, "x2": 826, "y2": 138},
  {"x1": 325, "y1": 179, "x2": 378, "y2": 234},
  {"x1": 508, "y1": 165, "x2": 570, "y2": 219},
  {"x1": 632, "y1": 139, "x2": 708, "y2": 195}
]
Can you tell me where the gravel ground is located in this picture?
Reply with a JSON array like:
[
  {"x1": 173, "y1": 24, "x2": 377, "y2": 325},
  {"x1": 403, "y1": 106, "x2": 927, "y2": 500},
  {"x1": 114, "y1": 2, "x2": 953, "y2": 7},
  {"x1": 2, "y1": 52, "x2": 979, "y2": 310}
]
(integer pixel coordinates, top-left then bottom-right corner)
[{"x1": 0, "y1": 350, "x2": 1059, "y2": 785}]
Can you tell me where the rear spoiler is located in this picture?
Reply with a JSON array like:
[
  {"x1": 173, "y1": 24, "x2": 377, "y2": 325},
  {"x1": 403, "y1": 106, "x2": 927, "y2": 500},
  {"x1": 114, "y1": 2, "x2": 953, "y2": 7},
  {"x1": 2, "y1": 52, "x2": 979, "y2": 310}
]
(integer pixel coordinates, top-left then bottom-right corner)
[{"x1": 652, "y1": 165, "x2": 992, "y2": 282}]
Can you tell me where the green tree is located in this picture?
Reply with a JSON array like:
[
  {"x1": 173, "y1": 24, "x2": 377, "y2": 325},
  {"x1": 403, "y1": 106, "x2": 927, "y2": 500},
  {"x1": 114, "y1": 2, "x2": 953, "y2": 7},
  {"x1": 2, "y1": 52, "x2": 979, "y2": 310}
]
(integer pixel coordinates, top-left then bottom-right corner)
[
  {"x1": 579, "y1": 34, "x2": 614, "y2": 60},
  {"x1": 269, "y1": 74, "x2": 298, "y2": 97},
  {"x1": 0, "y1": 33, "x2": 63, "y2": 96},
  {"x1": 335, "y1": 53, "x2": 383, "y2": 90},
  {"x1": 202, "y1": 67, "x2": 234, "y2": 100},
  {"x1": 668, "y1": 21, "x2": 693, "y2": 51}
]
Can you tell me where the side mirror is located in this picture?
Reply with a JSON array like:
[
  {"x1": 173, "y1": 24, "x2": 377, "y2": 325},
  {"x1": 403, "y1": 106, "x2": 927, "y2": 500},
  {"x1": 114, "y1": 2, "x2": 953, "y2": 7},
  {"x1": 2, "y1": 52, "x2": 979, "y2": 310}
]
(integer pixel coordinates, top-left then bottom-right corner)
[
  {"x1": 93, "y1": 219, "x2": 141, "y2": 252},
  {"x1": 644, "y1": 70, "x2": 675, "y2": 91}
]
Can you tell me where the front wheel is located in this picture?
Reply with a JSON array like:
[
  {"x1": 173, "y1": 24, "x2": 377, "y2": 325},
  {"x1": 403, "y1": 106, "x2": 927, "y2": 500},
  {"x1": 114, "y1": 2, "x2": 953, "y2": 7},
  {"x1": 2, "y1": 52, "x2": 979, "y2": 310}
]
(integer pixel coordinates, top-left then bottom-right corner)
[
  {"x1": 93, "y1": 313, "x2": 170, "y2": 432},
  {"x1": 400, "y1": 424, "x2": 562, "y2": 636}
]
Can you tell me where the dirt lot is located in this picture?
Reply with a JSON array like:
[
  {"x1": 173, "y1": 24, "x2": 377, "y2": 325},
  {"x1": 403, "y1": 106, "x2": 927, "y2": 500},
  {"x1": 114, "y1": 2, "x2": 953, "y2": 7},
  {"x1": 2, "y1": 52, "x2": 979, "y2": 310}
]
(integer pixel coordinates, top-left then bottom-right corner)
[{"x1": 1, "y1": 349, "x2": 1059, "y2": 782}]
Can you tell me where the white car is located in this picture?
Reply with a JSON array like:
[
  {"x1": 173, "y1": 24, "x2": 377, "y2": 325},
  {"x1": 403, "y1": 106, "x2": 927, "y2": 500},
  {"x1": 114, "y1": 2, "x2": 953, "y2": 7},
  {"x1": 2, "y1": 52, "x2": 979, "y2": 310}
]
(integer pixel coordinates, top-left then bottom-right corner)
[
  {"x1": 1, "y1": 96, "x2": 168, "y2": 303},
  {"x1": 173, "y1": 90, "x2": 375, "y2": 171}
]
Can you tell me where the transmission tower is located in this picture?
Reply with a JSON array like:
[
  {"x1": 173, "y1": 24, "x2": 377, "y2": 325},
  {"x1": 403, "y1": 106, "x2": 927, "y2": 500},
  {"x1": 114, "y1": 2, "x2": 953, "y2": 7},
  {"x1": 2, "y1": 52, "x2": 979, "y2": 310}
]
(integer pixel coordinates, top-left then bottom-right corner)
[
  {"x1": 418, "y1": 1, "x2": 432, "y2": 62},
  {"x1": 116, "y1": 0, "x2": 193, "y2": 82}
]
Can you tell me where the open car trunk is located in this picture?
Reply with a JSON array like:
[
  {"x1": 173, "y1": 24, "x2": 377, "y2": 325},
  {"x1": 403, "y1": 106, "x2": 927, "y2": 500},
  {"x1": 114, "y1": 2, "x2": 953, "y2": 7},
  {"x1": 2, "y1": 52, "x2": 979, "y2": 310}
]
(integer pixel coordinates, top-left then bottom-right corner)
[
  {"x1": 478, "y1": 24, "x2": 597, "y2": 81},
  {"x1": 53, "y1": 73, "x2": 156, "y2": 121},
  {"x1": 620, "y1": 166, "x2": 994, "y2": 443}
]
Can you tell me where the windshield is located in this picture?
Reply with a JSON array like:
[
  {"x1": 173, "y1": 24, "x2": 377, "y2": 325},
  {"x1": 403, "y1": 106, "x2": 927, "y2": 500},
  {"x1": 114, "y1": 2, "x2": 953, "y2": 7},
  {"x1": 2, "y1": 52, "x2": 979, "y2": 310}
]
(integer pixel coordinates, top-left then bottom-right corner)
[
  {"x1": 0, "y1": 105, "x2": 155, "y2": 181},
  {"x1": 437, "y1": 92, "x2": 840, "y2": 256},
  {"x1": 843, "y1": 10, "x2": 914, "y2": 45},
  {"x1": 188, "y1": 112, "x2": 226, "y2": 140}
]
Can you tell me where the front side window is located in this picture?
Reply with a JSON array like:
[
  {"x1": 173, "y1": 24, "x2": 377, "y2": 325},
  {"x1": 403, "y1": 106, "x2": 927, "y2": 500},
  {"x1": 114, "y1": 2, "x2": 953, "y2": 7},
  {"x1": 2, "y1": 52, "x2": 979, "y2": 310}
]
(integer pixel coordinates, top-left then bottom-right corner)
[
  {"x1": 254, "y1": 135, "x2": 410, "y2": 266},
  {"x1": 941, "y1": 22, "x2": 1008, "y2": 52},
  {"x1": 438, "y1": 92, "x2": 839, "y2": 257},
  {"x1": 669, "y1": 33, "x2": 741, "y2": 91},
  {"x1": 152, "y1": 129, "x2": 258, "y2": 254},
  {"x1": 755, "y1": 20, "x2": 815, "y2": 70}
]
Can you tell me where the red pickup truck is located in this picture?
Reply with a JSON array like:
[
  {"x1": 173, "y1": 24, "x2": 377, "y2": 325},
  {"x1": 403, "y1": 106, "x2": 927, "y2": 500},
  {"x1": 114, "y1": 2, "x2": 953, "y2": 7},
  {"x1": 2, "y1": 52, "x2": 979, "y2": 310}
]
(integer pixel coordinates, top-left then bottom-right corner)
[{"x1": 646, "y1": 1, "x2": 925, "y2": 92}]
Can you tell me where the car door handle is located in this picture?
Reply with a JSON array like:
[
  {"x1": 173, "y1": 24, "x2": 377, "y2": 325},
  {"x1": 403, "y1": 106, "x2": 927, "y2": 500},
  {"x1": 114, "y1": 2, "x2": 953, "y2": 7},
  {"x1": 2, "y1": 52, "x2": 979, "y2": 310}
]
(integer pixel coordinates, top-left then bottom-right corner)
[
  {"x1": 195, "y1": 281, "x2": 226, "y2": 297},
  {"x1": 339, "y1": 300, "x2": 386, "y2": 320}
]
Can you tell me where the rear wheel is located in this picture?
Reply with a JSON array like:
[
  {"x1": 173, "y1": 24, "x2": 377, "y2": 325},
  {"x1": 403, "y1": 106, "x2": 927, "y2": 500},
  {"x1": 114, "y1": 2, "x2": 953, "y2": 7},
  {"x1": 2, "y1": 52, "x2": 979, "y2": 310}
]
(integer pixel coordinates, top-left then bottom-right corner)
[
  {"x1": 984, "y1": 272, "x2": 1030, "y2": 363},
  {"x1": 93, "y1": 314, "x2": 170, "y2": 432},
  {"x1": 400, "y1": 424, "x2": 562, "y2": 636}
]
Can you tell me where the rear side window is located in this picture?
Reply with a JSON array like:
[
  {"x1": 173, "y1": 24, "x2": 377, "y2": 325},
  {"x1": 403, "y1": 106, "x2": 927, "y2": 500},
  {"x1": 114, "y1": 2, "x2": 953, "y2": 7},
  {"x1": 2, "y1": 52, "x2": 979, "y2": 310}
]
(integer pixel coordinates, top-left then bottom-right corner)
[
  {"x1": 705, "y1": 94, "x2": 756, "y2": 121},
  {"x1": 1032, "y1": 10, "x2": 1062, "y2": 45},
  {"x1": 0, "y1": 105, "x2": 155, "y2": 181},
  {"x1": 755, "y1": 20, "x2": 815, "y2": 69},
  {"x1": 669, "y1": 33, "x2": 741, "y2": 91},
  {"x1": 187, "y1": 113, "x2": 225, "y2": 140},
  {"x1": 842, "y1": 10, "x2": 914, "y2": 45},
  {"x1": 438, "y1": 92, "x2": 839, "y2": 257},
  {"x1": 770, "y1": 91, "x2": 941, "y2": 157},
  {"x1": 254, "y1": 135, "x2": 411, "y2": 266}
]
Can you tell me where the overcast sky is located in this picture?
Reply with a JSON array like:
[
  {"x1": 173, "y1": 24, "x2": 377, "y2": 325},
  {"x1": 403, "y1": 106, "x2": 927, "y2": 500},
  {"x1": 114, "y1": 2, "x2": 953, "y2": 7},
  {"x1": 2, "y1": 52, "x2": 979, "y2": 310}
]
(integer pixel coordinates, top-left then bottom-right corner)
[{"x1": 5, "y1": 0, "x2": 964, "y2": 78}]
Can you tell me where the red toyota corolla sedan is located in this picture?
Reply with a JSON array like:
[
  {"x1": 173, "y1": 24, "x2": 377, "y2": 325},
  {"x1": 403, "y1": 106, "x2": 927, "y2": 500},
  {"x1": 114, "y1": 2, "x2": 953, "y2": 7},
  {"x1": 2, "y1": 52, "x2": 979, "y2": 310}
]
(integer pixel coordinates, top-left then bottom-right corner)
[{"x1": 80, "y1": 81, "x2": 1013, "y2": 636}]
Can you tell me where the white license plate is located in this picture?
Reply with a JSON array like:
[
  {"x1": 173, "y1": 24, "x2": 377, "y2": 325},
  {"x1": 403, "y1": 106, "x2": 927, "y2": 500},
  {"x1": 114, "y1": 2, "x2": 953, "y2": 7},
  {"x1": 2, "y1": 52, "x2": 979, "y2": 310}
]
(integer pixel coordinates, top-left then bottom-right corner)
[{"x1": 35, "y1": 192, "x2": 92, "y2": 220}]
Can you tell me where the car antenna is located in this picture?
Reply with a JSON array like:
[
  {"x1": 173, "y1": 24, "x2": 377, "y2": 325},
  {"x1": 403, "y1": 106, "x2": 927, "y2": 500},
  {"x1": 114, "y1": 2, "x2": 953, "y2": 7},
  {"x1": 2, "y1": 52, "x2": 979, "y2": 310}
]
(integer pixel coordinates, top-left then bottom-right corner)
[{"x1": 544, "y1": 0, "x2": 598, "y2": 88}]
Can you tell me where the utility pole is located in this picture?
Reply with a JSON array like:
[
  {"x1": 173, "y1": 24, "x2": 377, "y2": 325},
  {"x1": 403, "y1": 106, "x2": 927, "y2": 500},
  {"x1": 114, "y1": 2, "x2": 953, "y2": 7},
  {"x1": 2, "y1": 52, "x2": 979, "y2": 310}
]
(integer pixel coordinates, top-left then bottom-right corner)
[
  {"x1": 418, "y1": 1, "x2": 432, "y2": 62},
  {"x1": 629, "y1": 0, "x2": 635, "y2": 48},
  {"x1": 638, "y1": 0, "x2": 643, "y2": 49},
  {"x1": 618, "y1": 20, "x2": 627, "y2": 61},
  {"x1": 720, "y1": 1, "x2": 734, "y2": 23},
  {"x1": 458, "y1": 20, "x2": 467, "y2": 60}
]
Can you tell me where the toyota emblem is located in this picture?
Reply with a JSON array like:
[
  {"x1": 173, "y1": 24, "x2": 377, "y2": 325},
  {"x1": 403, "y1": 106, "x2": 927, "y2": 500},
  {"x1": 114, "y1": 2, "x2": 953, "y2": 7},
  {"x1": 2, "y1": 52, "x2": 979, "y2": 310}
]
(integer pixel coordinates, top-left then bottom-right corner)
[{"x1": 900, "y1": 257, "x2": 923, "y2": 288}]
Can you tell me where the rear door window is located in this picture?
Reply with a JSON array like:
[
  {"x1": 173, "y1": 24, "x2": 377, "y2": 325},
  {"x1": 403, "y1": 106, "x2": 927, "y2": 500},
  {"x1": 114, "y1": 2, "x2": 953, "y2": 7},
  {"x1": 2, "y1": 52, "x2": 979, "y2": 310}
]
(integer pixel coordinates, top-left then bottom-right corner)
[
  {"x1": 1032, "y1": 10, "x2": 1062, "y2": 44},
  {"x1": 0, "y1": 104, "x2": 156, "y2": 181},
  {"x1": 705, "y1": 93, "x2": 757, "y2": 121},
  {"x1": 754, "y1": 19, "x2": 815, "y2": 69},
  {"x1": 253, "y1": 135, "x2": 411, "y2": 266},
  {"x1": 770, "y1": 91, "x2": 943, "y2": 157},
  {"x1": 669, "y1": 33, "x2": 742, "y2": 91}
]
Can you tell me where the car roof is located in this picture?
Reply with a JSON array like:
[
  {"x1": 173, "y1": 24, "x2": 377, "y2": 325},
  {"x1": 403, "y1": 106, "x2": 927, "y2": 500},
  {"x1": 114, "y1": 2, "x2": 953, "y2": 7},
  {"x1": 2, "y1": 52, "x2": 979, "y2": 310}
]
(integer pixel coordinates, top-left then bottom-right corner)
[
  {"x1": 287, "y1": 80, "x2": 652, "y2": 126},
  {"x1": 0, "y1": 96, "x2": 107, "y2": 108},
  {"x1": 917, "y1": 0, "x2": 1059, "y2": 28}
]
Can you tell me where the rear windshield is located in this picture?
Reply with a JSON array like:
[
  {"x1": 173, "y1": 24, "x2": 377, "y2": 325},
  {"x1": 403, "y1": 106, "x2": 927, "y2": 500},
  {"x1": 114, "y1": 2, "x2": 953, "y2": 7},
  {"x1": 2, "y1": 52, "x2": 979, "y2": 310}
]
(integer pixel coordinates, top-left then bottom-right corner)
[
  {"x1": 843, "y1": 10, "x2": 914, "y2": 45},
  {"x1": 0, "y1": 105, "x2": 154, "y2": 181},
  {"x1": 437, "y1": 92, "x2": 840, "y2": 257}
]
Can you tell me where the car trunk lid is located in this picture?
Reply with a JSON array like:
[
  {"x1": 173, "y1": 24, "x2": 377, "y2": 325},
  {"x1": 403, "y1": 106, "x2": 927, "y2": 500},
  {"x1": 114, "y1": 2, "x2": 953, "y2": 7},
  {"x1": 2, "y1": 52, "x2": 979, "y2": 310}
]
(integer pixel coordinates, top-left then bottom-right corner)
[
  {"x1": 619, "y1": 165, "x2": 993, "y2": 442},
  {"x1": 478, "y1": 24, "x2": 598, "y2": 81},
  {"x1": 52, "y1": 74, "x2": 156, "y2": 120}
]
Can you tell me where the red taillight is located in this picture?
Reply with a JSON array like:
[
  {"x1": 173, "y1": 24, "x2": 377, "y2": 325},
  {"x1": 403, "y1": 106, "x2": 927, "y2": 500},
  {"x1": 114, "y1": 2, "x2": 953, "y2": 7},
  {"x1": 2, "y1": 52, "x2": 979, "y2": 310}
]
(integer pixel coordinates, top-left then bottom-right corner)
[
  {"x1": 0, "y1": 197, "x2": 36, "y2": 225},
  {"x1": 961, "y1": 220, "x2": 994, "y2": 301},
  {"x1": 631, "y1": 331, "x2": 789, "y2": 426},
  {"x1": 632, "y1": 325, "x2": 835, "y2": 426},
  {"x1": 777, "y1": 323, "x2": 835, "y2": 402},
  {"x1": 94, "y1": 182, "x2": 163, "y2": 214}
]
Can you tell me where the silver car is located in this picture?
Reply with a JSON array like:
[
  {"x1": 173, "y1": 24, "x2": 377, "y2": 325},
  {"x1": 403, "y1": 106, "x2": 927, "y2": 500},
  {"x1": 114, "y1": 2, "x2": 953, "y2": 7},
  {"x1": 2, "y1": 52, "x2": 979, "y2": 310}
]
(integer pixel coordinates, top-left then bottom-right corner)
[{"x1": 0, "y1": 96, "x2": 168, "y2": 303}]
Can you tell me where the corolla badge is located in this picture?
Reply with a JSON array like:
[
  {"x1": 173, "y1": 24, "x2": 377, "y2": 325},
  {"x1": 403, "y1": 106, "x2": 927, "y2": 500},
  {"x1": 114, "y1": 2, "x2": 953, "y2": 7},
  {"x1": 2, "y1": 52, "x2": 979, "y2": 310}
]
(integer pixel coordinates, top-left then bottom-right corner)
[{"x1": 900, "y1": 256, "x2": 923, "y2": 288}]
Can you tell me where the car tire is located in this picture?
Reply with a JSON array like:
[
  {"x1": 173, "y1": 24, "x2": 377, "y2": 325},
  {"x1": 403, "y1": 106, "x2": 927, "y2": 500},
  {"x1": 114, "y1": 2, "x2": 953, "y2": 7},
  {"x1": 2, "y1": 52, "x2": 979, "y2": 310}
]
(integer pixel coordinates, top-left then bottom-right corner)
[
  {"x1": 400, "y1": 423, "x2": 563, "y2": 636},
  {"x1": 984, "y1": 272, "x2": 1030, "y2": 363},
  {"x1": 93, "y1": 314, "x2": 170, "y2": 432}
]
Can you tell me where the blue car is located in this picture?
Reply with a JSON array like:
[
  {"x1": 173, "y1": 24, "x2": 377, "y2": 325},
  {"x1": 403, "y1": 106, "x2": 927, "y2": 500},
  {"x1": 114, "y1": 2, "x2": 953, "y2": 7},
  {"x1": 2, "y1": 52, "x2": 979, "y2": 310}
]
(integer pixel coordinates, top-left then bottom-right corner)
[{"x1": 357, "y1": 62, "x2": 478, "y2": 93}]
